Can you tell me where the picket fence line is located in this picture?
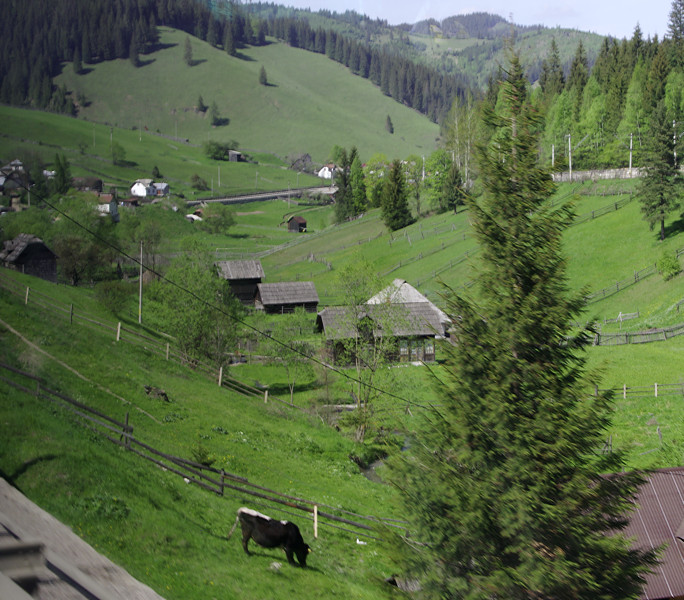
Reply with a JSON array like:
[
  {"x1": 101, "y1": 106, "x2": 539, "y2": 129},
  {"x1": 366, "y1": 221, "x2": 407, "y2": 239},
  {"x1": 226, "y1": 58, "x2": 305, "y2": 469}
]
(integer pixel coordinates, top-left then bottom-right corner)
[
  {"x1": 0, "y1": 270, "x2": 303, "y2": 411},
  {"x1": 0, "y1": 362, "x2": 405, "y2": 541}
]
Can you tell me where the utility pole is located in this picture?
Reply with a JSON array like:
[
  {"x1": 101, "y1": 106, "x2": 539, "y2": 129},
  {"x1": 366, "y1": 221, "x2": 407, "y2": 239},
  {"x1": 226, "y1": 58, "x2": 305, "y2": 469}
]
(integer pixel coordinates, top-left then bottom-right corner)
[
  {"x1": 138, "y1": 240, "x2": 143, "y2": 324},
  {"x1": 567, "y1": 134, "x2": 572, "y2": 181}
]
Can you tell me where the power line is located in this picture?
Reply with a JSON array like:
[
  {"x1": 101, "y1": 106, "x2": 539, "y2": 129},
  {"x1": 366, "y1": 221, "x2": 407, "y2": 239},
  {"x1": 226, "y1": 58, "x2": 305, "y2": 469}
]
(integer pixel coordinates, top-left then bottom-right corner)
[{"x1": 16, "y1": 180, "x2": 435, "y2": 410}]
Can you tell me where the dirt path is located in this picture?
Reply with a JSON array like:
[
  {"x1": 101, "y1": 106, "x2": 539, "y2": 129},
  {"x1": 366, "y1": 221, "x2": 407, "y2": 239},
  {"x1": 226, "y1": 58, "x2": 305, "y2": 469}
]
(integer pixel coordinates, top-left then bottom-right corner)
[{"x1": 0, "y1": 317, "x2": 160, "y2": 423}]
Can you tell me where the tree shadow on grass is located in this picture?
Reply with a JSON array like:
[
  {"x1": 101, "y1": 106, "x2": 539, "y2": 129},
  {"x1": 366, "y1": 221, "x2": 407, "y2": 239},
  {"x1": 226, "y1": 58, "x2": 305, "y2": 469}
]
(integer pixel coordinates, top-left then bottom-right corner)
[
  {"x1": 663, "y1": 217, "x2": 684, "y2": 238},
  {"x1": 0, "y1": 454, "x2": 60, "y2": 486},
  {"x1": 138, "y1": 58, "x2": 156, "y2": 68},
  {"x1": 189, "y1": 59, "x2": 207, "y2": 67},
  {"x1": 234, "y1": 52, "x2": 256, "y2": 62}
]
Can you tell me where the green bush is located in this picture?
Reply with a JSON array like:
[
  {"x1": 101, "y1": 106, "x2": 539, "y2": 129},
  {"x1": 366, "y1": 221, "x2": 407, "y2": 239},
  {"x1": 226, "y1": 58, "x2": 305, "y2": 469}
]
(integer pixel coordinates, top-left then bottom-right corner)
[
  {"x1": 657, "y1": 252, "x2": 681, "y2": 281},
  {"x1": 94, "y1": 280, "x2": 134, "y2": 315}
]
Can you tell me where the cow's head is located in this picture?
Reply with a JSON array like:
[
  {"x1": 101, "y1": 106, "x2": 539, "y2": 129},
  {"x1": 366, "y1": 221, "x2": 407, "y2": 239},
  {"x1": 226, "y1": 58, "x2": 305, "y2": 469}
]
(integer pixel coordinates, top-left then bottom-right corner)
[{"x1": 296, "y1": 543, "x2": 311, "y2": 567}]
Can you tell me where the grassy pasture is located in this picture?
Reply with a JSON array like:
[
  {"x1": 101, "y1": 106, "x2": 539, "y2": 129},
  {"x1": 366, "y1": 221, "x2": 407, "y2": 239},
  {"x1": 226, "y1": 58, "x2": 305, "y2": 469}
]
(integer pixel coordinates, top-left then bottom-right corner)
[
  {"x1": 55, "y1": 27, "x2": 440, "y2": 164},
  {"x1": 0, "y1": 105, "x2": 322, "y2": 199},
  {"x1": 0, "y1": 270, "x2": 404, "y2": 600}
]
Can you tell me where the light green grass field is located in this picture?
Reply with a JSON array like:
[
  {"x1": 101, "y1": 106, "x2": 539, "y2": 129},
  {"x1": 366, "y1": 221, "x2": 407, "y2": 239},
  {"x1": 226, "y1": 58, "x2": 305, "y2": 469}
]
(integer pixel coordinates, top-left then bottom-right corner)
[{"x1": 55, "y1": 27, "x2": 440, "y2": 165}]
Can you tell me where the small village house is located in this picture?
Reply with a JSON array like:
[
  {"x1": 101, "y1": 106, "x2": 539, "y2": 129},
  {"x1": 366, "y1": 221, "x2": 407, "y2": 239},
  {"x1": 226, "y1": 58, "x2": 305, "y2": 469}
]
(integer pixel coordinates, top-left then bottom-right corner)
[
  {"x1": 0, "y1": 234, "x2": 57, "y2": 282},
  {"x1": 215, "y1": 260, "x2": 265, "y2": 304},
  {"x1": 287, "y1": 215, "x2": 307, "y2": 233},
  {"x1": 316, "y1": 279, "x2": 450, "y2": 364},
  {"x1": 130, "y1": 179, "x2": 154, "y2": 197},
  {"x1": 255, "y1": 281, "x2": 319, "y2": 313}
]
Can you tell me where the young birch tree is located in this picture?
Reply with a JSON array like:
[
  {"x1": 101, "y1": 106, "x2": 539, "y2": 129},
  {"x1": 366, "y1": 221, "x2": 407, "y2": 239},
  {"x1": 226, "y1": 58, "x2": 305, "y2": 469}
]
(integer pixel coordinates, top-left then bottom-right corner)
[{"x1": 388, "y1": 50, "x2": 658, "y2": 599}]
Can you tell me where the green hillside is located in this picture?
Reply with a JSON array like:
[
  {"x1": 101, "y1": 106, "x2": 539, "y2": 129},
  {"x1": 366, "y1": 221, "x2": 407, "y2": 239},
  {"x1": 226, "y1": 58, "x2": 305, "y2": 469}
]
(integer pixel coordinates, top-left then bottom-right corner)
[
  {"x1": 5, "y1": 173, "x2": 684, "y2": 599},
  {"x1": 55, "y1": 27, "x2": 440, "y2": 165}
]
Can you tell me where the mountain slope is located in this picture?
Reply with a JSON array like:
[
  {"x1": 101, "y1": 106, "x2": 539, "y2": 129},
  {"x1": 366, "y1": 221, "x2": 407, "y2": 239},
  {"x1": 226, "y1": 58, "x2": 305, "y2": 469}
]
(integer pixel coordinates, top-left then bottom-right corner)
[{"x1": 56, "y1": 27, "x2": 440, "y2": 164}]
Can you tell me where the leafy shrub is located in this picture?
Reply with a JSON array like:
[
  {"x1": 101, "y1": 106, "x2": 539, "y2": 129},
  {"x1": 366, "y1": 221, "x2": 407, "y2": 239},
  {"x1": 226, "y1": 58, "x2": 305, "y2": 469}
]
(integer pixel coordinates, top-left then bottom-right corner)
[
  {"x1": 657, "y1": 252, "x2": 681, "y2": 281},
  {"x1": 95, "y1": 280, "x2": 133, "y2": 315},
  {"x1": 76, "y1": 492, "x2": 130, "y2": 520},
  {"x1": 191, "y1": 441, "x2": 215, "y2": 467}
]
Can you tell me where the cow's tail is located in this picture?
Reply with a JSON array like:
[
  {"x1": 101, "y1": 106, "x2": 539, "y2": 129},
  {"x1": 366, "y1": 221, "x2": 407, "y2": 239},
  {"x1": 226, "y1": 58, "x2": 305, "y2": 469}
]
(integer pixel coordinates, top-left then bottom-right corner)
[{"x1": 227, "y1": 514, "x2": 240, "y2": 540}]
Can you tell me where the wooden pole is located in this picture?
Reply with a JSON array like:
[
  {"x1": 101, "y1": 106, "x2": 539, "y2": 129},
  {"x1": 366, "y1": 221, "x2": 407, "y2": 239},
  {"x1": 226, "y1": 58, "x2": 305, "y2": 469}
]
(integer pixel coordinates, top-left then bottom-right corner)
[
  {"x1": 70, "y1": 304, "x2": 74, "y2": 324},
  {"x1": 655, "y1": 383, "x2": 658, "y2": 398},
  {"x1": 138, "y1": 240, "x2": 143, "y2": 324},
  {"x1": 116, "y1": 322, "x2": 121, "y2": 341},
  {"x1": 166, "y1": 343, "x2": 170, "y2": 360},
  {"x1": 124, "y1": 412, "x2": 130, "y2": 449},
  {"x1": 218, "y1": 366, "x2": 223, "y2": 387},
  {"x1": 264, "y1": 390, "x2": 268, "y2": 404},
  {"x1": 25, "y1": 287, "x2": 29, "y2": 305},
  {"x1": 314, "y1": 505, "x2": 318, "y2": 539}
]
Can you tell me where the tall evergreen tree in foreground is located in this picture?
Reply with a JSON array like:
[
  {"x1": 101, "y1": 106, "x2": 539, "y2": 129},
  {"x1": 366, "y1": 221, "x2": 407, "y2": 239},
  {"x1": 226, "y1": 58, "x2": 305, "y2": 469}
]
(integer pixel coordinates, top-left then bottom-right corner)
[{"x1": 389, "y1": 51, "x2": 657, "y2": 599}]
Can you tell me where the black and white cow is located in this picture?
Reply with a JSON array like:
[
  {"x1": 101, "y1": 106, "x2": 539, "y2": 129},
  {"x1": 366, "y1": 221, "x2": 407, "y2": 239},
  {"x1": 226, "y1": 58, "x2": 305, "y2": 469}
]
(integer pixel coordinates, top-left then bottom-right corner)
[{"x1": 227, "y1": 507, "x2": 311, "y2": 567}]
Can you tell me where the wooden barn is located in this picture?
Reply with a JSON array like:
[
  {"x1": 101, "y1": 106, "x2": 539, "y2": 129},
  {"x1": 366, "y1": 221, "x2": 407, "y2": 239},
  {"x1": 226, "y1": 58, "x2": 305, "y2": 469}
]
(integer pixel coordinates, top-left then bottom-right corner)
[
  {"x1": 287, "y1": 215, "x2": 307, "y2": 233},
  {"x1": 255, "y1": 281, "x2": 319, "y2": 313},
  {"x1": 316, "y1": 302, "x2": 444, "y2": 364},
  {"x1": 215, "y1": 260, "x2": 264, "y2": 305},
  {"x1": 0, "y1": 234, "x2": 57, "y2": 282}
]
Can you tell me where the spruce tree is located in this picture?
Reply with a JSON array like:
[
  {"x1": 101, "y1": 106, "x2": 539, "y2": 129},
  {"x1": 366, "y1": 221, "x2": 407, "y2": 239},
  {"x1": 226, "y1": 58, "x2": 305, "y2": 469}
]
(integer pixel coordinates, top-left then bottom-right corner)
[
  {"x1": 389, "y1": 51, "x2": 658, "y2": 599},
  {"x1": 380, "y1": 160, "x2": 414, "y2": 231},
  {"x1": 637, "y1": 100, "x2": 683, "y2": 240}
]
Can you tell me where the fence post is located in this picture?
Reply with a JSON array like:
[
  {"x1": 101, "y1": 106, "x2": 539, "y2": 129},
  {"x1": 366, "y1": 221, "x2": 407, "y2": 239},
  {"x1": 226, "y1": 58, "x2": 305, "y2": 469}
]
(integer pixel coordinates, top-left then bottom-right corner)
[
  {"x1": 70, "y1": 304, "x2": 74, "y2": 324},
  {"x1": 623, "y1": 384, "x2": 627, "y2": 399},
  {"x1": 314, "y1": 505, "x2": 318, "y2": 539},
  {"x1": 116, "y1": 322, "x2": 121, "y2": 341},
  {"x1": 264, "y1": 390, "x2": 268, "y2": 404},
  {"x1": 124, "y1": 412, "x2": 131, "y2": 450},
  {"x1": 220, "y1": 470, "x2": 225, "y2": 496},
  {"x1": 25, "y1": 287, "x2": 29, "y2": 305},
  {"x1": 218, "y1": 366, "x2": 223, "y2": 387},
  {"x1": 655, "y1": 383, "x2": 658, "y2": 398},
  {"x1": 166, "y1": 343, "x2": 170, "y2": 360}
]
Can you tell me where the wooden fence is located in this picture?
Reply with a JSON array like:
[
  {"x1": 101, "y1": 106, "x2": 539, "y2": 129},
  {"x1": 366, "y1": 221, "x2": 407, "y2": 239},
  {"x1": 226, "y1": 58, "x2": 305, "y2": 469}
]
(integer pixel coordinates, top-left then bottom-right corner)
[
  {"x1": 0, "y1": 270, "x2": 302, "y2": 411},
  {"x1": 592, "y1": 321, "x2": 684, "y2": 346},
  {"x1": 0, "y1": 361, "x2": 406, "y2": 541},
  {"x1": 597, "y1": 381, "x2": 684, "y2": 400}
]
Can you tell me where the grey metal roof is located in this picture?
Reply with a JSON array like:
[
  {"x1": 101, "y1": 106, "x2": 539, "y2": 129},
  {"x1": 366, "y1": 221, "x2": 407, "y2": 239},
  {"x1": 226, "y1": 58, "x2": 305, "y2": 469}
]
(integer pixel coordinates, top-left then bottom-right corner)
[
  {"x1": 215, "y1": 260, "x2": 264, "y2": 280},
  {"x1": 0, "y1": 234, "x2": 53, "y2": 264},
  {"x1": 257, "y1": 281, "x2": 319, "y2": 306},
  {"x1": 623, "y1": 467, "x2": 684, "y2": 599},
  {"x1": 317, "y1": 302, "x2": 444, "y2": 340}
]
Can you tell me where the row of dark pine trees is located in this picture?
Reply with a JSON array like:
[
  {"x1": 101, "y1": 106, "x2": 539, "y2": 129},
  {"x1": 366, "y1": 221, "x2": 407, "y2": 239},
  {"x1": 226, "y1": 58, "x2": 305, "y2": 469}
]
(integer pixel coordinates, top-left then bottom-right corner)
[{"x1": 0, "y1": 0, "x2": 468, "y2": 124}]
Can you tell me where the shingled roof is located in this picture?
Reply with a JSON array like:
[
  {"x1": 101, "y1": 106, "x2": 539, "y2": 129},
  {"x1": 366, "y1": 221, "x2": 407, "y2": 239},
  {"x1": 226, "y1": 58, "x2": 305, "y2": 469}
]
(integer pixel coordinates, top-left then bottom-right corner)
[
  {"x1": 0, "y1": 234, "x2": 54, "y2": 264},
  {"x1": 317, "y1": 302, "x2": 443, "y2": 340},
  {"x1": 256, "y1": 281, "x2": 318, "y2": 306},
  {"x1": 215, "y1": 260, "x2": 264, "y2": 280},
  {"x1": 367, "y1": 279, "x2": 450, "y2": 327},
  {"x1": 623, "y1": 467, "x2": 684, "y2": 599}
]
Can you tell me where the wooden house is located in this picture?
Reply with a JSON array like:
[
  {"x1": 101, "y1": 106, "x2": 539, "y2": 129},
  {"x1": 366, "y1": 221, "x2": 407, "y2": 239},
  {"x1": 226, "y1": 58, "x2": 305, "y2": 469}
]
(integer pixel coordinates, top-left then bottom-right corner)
[
  {"x1": 316, "y1": 302, "x2": 443, "y2": 364},
  {"x1": 255, "y1": 281, "x2": 319, "y2": 313},
  {"x1": 287, "y1": 215, "x2": 307, "y2": 233},
  {"x1": 0, "y1": 234, "x2": 57, "y2": 282},
  {"x1": 215, "y1": 260, "x2": 265, "y2": 304}
]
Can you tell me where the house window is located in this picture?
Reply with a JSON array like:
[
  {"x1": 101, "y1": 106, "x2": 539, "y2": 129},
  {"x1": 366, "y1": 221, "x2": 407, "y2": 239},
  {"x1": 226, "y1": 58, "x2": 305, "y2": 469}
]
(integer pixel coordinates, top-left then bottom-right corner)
[
  {"x1": 399, "y1": 339, "x2": 408, "y2": 360},
  {"x1": 425, "y1": 340, "x2": 434, "y2": 355}
]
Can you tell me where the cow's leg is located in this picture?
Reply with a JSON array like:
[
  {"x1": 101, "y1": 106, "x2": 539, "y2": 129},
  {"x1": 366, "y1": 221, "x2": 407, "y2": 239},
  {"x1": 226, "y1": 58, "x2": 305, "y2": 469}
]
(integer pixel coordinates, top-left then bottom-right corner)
[
  {"x1": 284, "y1": 546, "x2": 296, "y2": 565},
  {"x1": 241, "y1": 528, "x2": 251, "y2": 555}
]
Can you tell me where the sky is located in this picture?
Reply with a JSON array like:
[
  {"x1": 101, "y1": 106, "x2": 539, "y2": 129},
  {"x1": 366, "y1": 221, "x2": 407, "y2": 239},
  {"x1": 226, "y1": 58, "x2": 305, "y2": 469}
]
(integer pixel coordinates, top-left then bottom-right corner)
[{"x1": 266, "y1": 0, "x2": 674, "y2": 40}]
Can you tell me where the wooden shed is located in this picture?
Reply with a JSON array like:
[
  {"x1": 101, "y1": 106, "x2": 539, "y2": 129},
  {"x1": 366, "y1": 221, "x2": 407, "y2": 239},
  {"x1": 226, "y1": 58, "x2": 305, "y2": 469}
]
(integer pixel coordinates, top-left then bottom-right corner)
[
  {"x1": 0, "y1": 234, "x2": 57, "y2": 282},
  {"x1": 215, "y1": 260, "x2": 265, "y2": 304},
  {"x1": 255, "y1": 281, "x2": 319, "y2": 313},
  {"x1": 287, "y1": 215, "x2": 307, "y2": 233}
]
